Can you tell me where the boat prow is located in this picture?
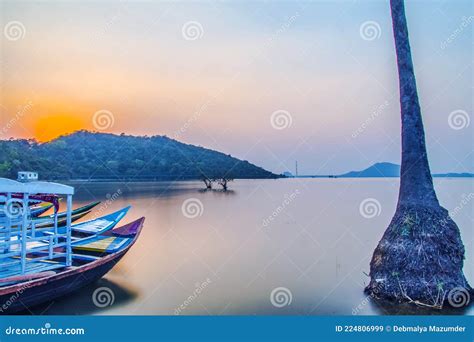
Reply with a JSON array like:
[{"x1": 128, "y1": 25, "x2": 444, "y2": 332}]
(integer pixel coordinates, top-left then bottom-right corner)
[
  {"x1": 72, "y1": 217, "x2": 145, "y2": 254},
  {"x1": 61, "y1": 205, "x2": 131, "y2": 235}
]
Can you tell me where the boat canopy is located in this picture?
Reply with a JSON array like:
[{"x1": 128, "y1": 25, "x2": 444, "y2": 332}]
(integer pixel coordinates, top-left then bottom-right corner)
[{"x1": 0, "y1": 178, "x2": 74, "y2": 195}]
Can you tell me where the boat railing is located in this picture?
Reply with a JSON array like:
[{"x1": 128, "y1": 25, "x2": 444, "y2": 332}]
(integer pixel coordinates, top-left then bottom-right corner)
[
  {"x1": 0, "y1": 178, "x2": 74, "y2": 277},
  {"x1": 0, "y1": 219, "x2": 70, "y2": 276},
  {"x1": 0, "y1": 234, "x2": 69, "y2": 250},
  {"x1": 0, "y1": 225, "x2": 64, "y2": 237}
]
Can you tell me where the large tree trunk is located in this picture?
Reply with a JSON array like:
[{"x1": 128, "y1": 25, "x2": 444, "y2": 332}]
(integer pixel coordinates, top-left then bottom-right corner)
[
  {"x1": 365, "y1": 0, "x2": 471, "y2": 307},
  {"x1": 392, "y1": 0, "x2": 438, "y2": 209}
]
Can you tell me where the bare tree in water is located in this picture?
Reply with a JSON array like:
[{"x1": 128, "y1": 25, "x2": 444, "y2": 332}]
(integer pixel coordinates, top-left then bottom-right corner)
[
  {"x1": 216, "y1": 178, "x2": 233, "y2": 191},
  {"x1": 201, "y1": 176, "x2": 212, "y2": 190},
  {"x1": 366, "y1": 0, "x2": 471, "y2": 306}
]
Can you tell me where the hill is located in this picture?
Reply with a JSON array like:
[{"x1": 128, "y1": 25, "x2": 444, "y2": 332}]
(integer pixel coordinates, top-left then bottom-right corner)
[
  {"x1": 337, "y1": 162, "x2": 473, "y2": 178},
  {"x1": 0, "y1": 131, "x2": 279, "y2": 181},
  {"x1": 339, "y1": 162, "x2": 400, "y2": 177}
]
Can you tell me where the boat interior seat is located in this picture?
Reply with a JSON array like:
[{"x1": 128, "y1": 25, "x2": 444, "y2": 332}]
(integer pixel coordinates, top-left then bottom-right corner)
[
  {"x1": 0, "y1": 257, "x2": 63, "y2": 280},
  {"x1": 72, "y1": 235, "x2": 131, "y2": 254}
]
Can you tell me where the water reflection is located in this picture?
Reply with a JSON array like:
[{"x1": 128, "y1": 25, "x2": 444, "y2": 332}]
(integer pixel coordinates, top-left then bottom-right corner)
[
  {"x1": 369, "y1": 298, "x2": 472, "y2": 316},
  {"x1": 19, "y1": 179, "x2": 473, "y2": 315},
  {"x1": 17, "y1": 278, "x2": 138, "y2": 315}
]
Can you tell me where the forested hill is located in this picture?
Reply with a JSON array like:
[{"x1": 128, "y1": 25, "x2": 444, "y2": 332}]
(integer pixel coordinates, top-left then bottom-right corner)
[{"x1": 0, "y1": 131, "x2": 279, "y2": 181}]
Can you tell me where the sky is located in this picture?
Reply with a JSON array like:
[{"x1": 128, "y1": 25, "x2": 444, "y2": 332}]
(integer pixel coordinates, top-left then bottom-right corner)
[{"x1": 0, "y1": 0, "x2": 472, "y2": 175}]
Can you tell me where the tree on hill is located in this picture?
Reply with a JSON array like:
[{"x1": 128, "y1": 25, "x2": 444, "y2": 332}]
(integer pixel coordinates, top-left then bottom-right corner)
[{"x1": 0, "y1": 131, "x2": 278, "y2": 181}]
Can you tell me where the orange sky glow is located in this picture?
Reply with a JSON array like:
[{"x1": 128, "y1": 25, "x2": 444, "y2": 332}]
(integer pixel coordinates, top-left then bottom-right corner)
[{"x1": 1, "y1": 1, "x2": 471, "y2": 174}]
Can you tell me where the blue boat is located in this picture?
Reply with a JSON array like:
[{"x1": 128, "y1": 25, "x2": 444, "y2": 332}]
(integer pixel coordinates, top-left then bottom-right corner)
[
  {"x1": 0, "y1": 175, "x2": 144, "y2": 313},
  {"x1": 0, "y1": 217, "x2": 145, "y2": 313},
  {"x1": 66, "y1": 205, "x2": 131, "y2": 235},
  {"x1": 8, "y1": 206, "x2": 132, "y2": 252},
  {"x1": 29, "y1": 202, "x2": 54, "y2": 217}
]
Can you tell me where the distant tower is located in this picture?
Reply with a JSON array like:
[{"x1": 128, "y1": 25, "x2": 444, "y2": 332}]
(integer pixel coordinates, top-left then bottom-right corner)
[{"x1": 295, "y1": 161, "x2": 298, "y2": 177}]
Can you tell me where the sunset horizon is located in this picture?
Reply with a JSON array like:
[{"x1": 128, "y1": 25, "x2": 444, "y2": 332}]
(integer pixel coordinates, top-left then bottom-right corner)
[
  {"x1": 0, "y1": 0, "x2": 473, "y2": 336},
  {"x1": 1, "y1": 1, "x2": 472, "y2": 175}
]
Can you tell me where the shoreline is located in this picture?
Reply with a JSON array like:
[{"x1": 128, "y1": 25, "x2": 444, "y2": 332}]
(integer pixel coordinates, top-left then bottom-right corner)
[{"x1": 51, "y1": 176, "x2": 474, "y2": 183}]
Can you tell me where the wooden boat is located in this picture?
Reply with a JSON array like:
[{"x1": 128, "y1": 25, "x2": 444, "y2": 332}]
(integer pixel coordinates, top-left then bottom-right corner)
[
  {"x1": 0, "y1": 202, "x2": 98, "y2": 229},
  {"x1": 1, "y1": 209, "x2": 89, "y2": 231},
  {"x1": 39, "y1": 201, "x2": 101, "y2": 219},
  {"x1": 6, "y1": 206, "x2": 132, "y2": 252},
  {"x1": 29, "y1": 202, "x2": 54, "y2": 218},
  {"x1": 0, "y1": 217, "x2": 144, "y2": 313},
  {"x1": 1, "y1": 202, "x2": 119, "y2": 234},
  {"x1": 31, "y1": 210, "x2": 90, "y2": 229},
  {"x1": 0, "y1": 174, "x2": 144, "y2": 314},
  {"x1": 29, "y1": 201, "x2": 101, "y2": 229},
  {"x1": 0, "y1": 202, "x2": 52, "y2": 219},
  {"x1": 72, "y1": 216, "x2": 143, "y2": 254},
  {"x1": 0, "y1": 193, "x2": 60, "y2": 217},
  {"x1": 58, "y1": 205, "x2": 131, "y2": 235}
]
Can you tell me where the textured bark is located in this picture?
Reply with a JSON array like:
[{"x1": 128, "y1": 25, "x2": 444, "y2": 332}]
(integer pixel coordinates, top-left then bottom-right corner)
[
  {"x1": 390, "y1": 0, "x2": 438, "y2": 209},
  {"x1": 366, "y1": 0, "x2": 471, "y2": 306}
]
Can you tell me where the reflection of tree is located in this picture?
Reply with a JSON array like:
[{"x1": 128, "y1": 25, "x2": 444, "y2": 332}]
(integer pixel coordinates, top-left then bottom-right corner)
[
  {"x1": 216, "y1": 178, "x2": 233, "y2": 191},
  {"x1": 200, "y1": 175, "x2": 233, "y2": 191}
]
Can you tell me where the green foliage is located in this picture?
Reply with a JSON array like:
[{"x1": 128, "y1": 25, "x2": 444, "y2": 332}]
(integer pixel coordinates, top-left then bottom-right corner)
[{"x1": 0, "y1": 131, "x2": 278, "y2": 180}]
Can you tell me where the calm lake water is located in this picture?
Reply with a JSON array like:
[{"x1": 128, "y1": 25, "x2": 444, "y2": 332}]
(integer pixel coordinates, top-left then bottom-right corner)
[{"x1": 28, "y1": 178, "x2": 473, "y2": 315}]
